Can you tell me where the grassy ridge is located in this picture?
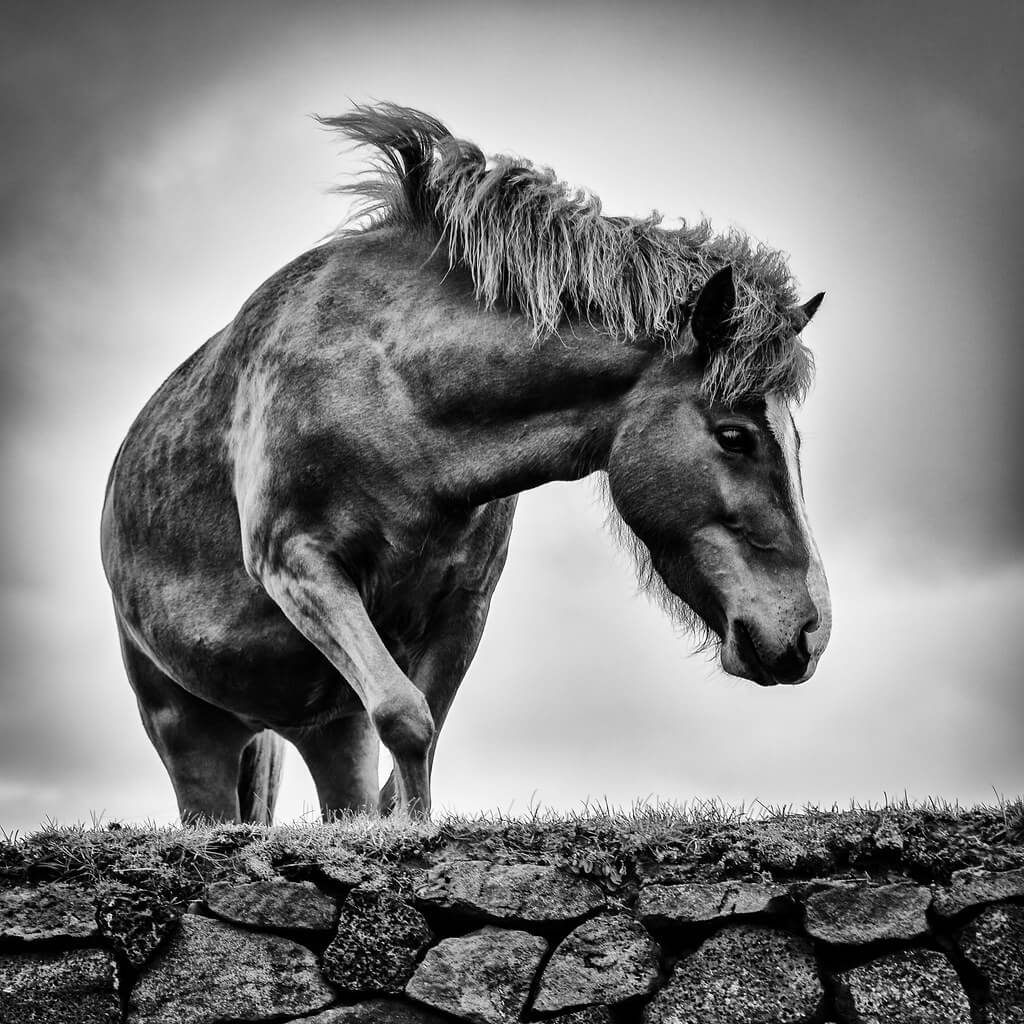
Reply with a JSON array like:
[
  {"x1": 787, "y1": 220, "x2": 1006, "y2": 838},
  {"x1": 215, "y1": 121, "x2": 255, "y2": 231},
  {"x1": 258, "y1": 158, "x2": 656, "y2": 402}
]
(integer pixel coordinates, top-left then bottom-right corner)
[{"x1": 2, "y1": 798, "x2": 1022, "y2": 905}]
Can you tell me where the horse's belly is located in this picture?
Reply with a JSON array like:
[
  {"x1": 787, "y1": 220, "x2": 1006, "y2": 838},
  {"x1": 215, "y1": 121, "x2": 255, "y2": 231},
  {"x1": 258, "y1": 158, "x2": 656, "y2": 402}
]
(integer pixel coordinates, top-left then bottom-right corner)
[{"x1": 171, "y1": 632, "x2": 364, "y2": 731}]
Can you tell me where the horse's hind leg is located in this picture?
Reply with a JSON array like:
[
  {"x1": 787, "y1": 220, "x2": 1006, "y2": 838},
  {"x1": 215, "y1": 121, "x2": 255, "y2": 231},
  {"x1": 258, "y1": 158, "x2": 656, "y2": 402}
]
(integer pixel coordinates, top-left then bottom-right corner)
[
  {"x1": 117, "y1": 623, "x2": 257, "y2": 824},
  {"x1": 282, "y1": 712, "x2": 379, "y2": 820},
  {"x1": 238, "y1": 731, "x2": 285, "y2": 825}
]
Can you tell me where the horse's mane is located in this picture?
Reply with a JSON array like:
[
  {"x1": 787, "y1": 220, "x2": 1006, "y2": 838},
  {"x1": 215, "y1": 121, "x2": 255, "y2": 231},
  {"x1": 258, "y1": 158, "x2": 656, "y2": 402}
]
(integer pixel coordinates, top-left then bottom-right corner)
[{"x1": 319, "y1": 102, "x2": 816, "y2": 404}]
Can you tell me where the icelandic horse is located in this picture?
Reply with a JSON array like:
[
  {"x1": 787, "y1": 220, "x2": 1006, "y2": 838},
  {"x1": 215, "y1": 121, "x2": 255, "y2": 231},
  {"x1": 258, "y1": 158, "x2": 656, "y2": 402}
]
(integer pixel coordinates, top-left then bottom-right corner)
[{"x1": 101, "y1": 104, "x2": 831, "y2": 823}]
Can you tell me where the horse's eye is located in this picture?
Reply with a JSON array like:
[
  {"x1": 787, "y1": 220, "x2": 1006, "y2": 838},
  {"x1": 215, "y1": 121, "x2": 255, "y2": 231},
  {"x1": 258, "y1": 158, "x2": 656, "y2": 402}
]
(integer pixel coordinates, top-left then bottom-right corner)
[{"x1": 716, "y1": 426, "x2": 754, "y2": 455}]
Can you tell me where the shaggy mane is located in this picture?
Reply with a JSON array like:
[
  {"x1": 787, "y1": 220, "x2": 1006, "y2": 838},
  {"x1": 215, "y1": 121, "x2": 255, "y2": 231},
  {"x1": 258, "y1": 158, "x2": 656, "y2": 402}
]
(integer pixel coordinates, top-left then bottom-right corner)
[{"x1": 319, "y1": 102, "x2": 817, "y2": 404}]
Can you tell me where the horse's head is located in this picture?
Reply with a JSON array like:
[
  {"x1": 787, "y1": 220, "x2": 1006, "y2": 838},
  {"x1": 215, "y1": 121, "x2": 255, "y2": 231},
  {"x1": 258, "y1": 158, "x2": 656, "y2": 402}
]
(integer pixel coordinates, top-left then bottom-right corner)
[{"x1": 606, "y1": 266, "x2": 831, "y2": 686}]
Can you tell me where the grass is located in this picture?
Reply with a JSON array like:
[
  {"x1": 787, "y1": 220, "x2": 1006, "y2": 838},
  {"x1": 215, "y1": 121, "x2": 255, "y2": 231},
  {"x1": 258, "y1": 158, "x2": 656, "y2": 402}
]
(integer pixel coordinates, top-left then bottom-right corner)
[{"x1": 2, "y1": 796, "x2": 1022, "y2": 901}]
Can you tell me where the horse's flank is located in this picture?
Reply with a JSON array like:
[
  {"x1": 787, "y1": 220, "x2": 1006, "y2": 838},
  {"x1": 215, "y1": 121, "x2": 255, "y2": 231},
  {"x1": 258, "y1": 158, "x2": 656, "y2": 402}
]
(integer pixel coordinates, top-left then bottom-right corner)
[{"x1": 320, "y1": 102, "x2": 815, "y2": 404}]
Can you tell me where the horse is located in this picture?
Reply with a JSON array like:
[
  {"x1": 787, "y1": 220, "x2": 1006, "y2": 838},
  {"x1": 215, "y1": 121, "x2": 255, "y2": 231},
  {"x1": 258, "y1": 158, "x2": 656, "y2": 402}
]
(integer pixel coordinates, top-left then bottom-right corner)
[{"x1": 100, "y1": 102, "x2": 831, "y2": 824}]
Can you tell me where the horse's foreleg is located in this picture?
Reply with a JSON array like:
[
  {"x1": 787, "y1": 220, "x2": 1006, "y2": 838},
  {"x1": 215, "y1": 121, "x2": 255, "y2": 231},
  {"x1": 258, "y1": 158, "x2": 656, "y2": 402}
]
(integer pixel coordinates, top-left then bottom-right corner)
[
  {"x1": 254, "y1": 535, "x2": 435, "y2": 817},
  {"x1": 117, "y1": 622, "x2": 256, "y2": 824},
  {"x1": 282, "y1": 712, "x2": 380, "y2": 820},
  {"x1": 380, "y1": 595, "x2": 491, "y2": 814}
]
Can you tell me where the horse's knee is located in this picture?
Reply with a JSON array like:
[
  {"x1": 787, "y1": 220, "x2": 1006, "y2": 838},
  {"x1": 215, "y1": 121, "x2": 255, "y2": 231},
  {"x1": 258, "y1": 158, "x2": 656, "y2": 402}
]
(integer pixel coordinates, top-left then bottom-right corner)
[{"x1": 371, "y1": 691, "x2": 434, "y2": 758}]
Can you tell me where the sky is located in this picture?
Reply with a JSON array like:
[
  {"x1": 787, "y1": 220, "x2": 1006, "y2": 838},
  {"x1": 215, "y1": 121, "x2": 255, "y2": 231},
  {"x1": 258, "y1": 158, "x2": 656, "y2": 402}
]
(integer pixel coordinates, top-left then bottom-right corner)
[{"x1": 1, "y1": 0, "x2": 1021, "y2": 832}]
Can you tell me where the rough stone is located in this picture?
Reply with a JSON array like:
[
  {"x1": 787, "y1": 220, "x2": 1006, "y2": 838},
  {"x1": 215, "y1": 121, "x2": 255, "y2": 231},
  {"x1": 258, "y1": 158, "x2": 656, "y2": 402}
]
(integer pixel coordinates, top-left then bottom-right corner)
[
  {"x1": 406, "y1": 924, "x2": 548, "y2": 1024},
  {"x1": 416, "y1": 859, "x2": 605, "y2": 922},
  {"x1": 0, "y1": 948, "x2": 119, "y2": 1023},
  {"x1": 316, "y1": 849, "x2": 384, "y2": 889},
  {"x1": 534, "y1": 913, "x2": 661, "y2": 1012},
  {"x1": 636, "y1": 863, "x2": 701, "y2": 885},
  {"x1": 840, "y1": 948, "x2": 971, "y2": 1023},
  {"x1": 638, "y1": 881, "x2": 790, "y2": 927},
  {"x1": 238, "y1": 850, "x2": 279, "y2": 880},
  {"x1": 299, "y1": 998, "x2": 453, "y2": 1023},
  {"x1": 0, "y1": 882, "x2": 98, "y2": 942},
  {"x1": 126, "y1": 913, "x2": 334, "y2": 1024},
  {"x1": 548, "y1": 1009, "x2": 615, "y2": 1023},
  {"x1": 96, "y1": 886, "x2": 180, "y2": 966},
  {"x1": 958, "y1": 903, "x2": 1024, "y2": 1024},
  {"x1": 206, "y1": 879, "x2": 337, "y2": 932},
  {"x1": 642, "y1": 926, "x2": 822, "y2": 1024},
  {"x1": 323, "y1": 886, "x2": 433, "y2": 993},
  {"x1": 804, "y1": 882, "x2": 931, "y2": 944},
  {"x1": 934, "y1": 867, "x2": 1024, "y2": 918}
]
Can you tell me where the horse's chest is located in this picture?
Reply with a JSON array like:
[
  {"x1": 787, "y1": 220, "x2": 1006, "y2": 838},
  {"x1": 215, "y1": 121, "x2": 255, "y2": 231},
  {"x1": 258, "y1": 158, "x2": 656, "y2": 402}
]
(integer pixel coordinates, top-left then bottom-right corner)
[{"x1": 369, "y1": 502, "x2": 516, "y2": 654}]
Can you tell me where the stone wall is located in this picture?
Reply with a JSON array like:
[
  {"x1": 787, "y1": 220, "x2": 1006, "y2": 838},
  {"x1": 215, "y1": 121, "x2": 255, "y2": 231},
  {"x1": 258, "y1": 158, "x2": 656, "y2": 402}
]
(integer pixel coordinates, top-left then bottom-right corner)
[{"x1": 1, "y1": 842, "x2": 1022, "y2": 1023}]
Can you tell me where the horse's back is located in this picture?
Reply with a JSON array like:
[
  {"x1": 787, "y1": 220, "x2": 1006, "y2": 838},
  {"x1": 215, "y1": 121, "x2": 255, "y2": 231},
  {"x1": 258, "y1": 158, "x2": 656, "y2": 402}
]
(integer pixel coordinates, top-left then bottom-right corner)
[{"x1": 101, "y1": 236, "x2": 387, "y2": 605}]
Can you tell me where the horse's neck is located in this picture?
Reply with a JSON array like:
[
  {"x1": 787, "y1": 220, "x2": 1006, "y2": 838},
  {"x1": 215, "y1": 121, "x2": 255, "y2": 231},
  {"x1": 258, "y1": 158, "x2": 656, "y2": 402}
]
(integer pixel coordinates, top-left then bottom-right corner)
[
  {"x1": 395, "y1": 309, "x2": 655, "y2": 504},
  {"x1": 313, "y1": 229, "x2": 661, "y2": 506}
]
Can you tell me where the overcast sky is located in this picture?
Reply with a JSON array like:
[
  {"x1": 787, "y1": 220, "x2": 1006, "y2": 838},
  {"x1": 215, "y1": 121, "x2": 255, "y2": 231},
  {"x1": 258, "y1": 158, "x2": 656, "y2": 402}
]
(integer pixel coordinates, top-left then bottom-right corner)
[{"x1": 2, "y1": 0, "x2": 1021, "y2": 832}]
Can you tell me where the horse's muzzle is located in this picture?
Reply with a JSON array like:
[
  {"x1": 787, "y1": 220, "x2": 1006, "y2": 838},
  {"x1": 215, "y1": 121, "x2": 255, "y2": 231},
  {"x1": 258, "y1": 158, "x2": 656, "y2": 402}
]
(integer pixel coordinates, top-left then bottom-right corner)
[{"x1": 726, "y1": 617, "x2": 817, "y2": 686}]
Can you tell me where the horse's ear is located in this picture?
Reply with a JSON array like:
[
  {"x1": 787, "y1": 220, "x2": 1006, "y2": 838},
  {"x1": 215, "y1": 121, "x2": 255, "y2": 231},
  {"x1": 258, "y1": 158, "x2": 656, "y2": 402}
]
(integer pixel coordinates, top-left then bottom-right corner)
[
  {"x1": 800, "y1": 291, "x2": 825, "y2": 326},
  {"x1": 690, "y1": 265, "x2": 736, "y2": 352}
]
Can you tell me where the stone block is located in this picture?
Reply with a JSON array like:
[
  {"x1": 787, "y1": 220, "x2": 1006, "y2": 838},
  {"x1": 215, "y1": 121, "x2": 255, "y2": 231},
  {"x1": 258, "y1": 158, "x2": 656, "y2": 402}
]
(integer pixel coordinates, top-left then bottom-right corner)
[
  {"x1": 126, "y1": 913, "x2": 334, "y2": 1023},
  {"x1": 316, "y1": 849, "x2": 386, "y2": 889},
  {"x1": 637, "y1": 881, "x2": 789, "y2": 927},
  {"x1": 415, "y1": 859, "x2": 605, "y2": 922},
  {"x1": 958, "y1": 904, "x2": 1024, "y2": 1024},
  {"x1": 642, "y1": 926, "x2": 822, "y2": 1024},
  {"x1": 934, "y1": 867, "x2": 1024, "y2": 918},
  {"x1": 548, "y1": 1009, "x2": 615, "y2": 1023},
  {"x1": 0, "y1": 883, "x2": 98, "y2": 942},
  {"x1": 206, "y1": 879, "x2": 337, "y2": 932},
  {"x1": 0, "y1": 948, "x2": 118, "y2": 1023},
  {"x1": 804, "y1": 882, "x2": 931, "y2": 945},
  {"x1": 96, "y1": 885, "x2": 180, "y2": 967},
  {"x1": 839, "y1": 948, "x2": 971, "y2": 1023},
  {"x1": 534, "y1": 912, "x2": 661, "y2": 1013},
  {"x1": 323, "y1": 887, "x2": 433, "y2": 994},
  {"x1": 300, "y1": 998, "x2": 454, "y2": 1022},
  {"x1": 406, "y1": 924, "x2": 548, "y2": 1024}
]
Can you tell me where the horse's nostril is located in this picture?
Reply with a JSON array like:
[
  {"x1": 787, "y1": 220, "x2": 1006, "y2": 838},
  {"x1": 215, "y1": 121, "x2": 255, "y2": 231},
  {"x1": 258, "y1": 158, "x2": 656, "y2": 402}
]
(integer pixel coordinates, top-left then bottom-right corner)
[
  {"x1": 773, "y1": 639, "x2": 811, "y2": 684},
  {"x1": 795, "y1": 610, "x2": 819, "y2": 660},
  {"x1": 796, "y1": 626, "x2": 811, "y2": 661}
]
